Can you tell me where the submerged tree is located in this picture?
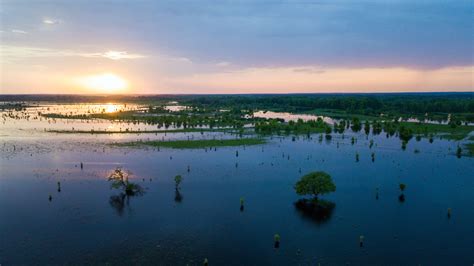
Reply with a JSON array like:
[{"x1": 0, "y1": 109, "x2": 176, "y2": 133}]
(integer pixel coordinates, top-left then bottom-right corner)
[
  {"x1": 294, "y1": 171, "x2": 336, "y2": 224},
  {"x1": 398, "y1": 183, "x2": 406, "y2": 202},
  {"x1": 399, "y1": 183, "x2": 406, "y2": 192},
  {"x1": 108, "y1": 168, "x2": 143, "y2": 196},
  {"x1": 401, "y1": 140, "x2": 407, "y2": 150},
  {"x1": 325, "y1": 126, "x2": 332, "y2": 140},
  {"x1": 174, "y1": 175, "x2": 183, "y2": 189},
  {"x1": 456, "y1": 146, "x2": 462, "y2": 158},
  {"x1": 429, "y1": 134, "x2": 434, "y2": 143},
  {"x1": 295, "y1": 171, "x2": 336, "y2": 201},
  {"x1": 107, "y1": 168, "x2": 144, "y2": 216},
  {"x1": 364, "y1": 121, "x2": 370, "y2": 135},
  {"x1": 351, "y1": 118, "x2": 362, "y2": 132}
]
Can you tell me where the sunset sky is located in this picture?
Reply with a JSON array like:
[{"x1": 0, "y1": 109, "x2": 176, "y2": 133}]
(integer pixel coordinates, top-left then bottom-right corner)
[{"x1": 1, "y1": 0, "x2": 472, "y2": 94}]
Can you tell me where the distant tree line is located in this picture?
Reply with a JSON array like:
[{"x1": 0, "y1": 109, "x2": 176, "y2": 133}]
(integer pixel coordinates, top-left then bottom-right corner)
[{"x1": 182, "y1": 94, "x2": 474, "y2": 118}]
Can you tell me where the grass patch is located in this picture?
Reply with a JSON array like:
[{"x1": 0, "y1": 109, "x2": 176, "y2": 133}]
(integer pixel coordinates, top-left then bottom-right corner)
[
  {"x1": 399, "y1": 122, "x2": 474, "y2": 140},
  {"x1": 46, "y1": 128, "x2": 235, "y2": 134},
  {"x1": 112, "y1": 138, "x2": 266, "y2": 149},
  {"x1": 465, "y1": 143, "x2": 474, "y2": 157}
]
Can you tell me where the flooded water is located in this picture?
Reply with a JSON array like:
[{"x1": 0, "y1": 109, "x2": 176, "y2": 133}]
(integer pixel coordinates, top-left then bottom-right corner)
[
  {"x1": 0, "y1": 103, "x2": 208, "y2": 141},
  {"x1": 253, "y1": 110, "x2": 335, "y2": 124},
  {"x1": 1, "y1": 103, "x2": 473, "y2": 265}
]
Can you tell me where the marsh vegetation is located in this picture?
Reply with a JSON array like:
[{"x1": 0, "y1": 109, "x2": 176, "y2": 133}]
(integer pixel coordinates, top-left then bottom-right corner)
[{"x1": 1, "y1": 93, "x2": 473, "y2": 265}]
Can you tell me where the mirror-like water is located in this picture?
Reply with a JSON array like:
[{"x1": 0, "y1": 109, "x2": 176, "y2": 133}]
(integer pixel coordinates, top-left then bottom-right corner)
[
  {"x1": 252, "y1": 110, "x2": 335, "y2": 124},
  {"x1": 1, "y1": 103, "x2": 473, "y2": 265}
]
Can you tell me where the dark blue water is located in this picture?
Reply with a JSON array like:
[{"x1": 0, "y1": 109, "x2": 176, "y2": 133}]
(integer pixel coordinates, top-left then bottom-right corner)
[{"x1": 1, "y1": 133, "x2": 473, "y2": 265}]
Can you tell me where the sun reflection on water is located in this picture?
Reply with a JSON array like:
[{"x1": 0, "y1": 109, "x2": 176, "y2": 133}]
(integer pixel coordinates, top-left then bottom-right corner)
[{"x1": 104, "y1": 103, "x2": 119, "y2": 113}]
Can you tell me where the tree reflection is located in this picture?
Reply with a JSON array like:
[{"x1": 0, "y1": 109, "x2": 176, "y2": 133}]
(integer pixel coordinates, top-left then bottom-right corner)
[
  {"x1": 174, "y1": 189, "x2": 183, "y2": 203},
  {"x1": 174, "y1": 175, "x2": 183, "y2": 203},
  {"x1": 107, "y1": 168, "x2": 144, "y2": 216},
  {"x1": 294, "y1": 198, "x2": 335, "y2": 225},
  {"x1": 109, "y1": 193, "x2": 128, "y2": 216}
]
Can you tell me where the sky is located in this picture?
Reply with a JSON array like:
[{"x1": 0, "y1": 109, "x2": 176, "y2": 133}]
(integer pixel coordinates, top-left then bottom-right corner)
[{"x1": 0, "y1": 0, "x2": 473, "y2": 94}]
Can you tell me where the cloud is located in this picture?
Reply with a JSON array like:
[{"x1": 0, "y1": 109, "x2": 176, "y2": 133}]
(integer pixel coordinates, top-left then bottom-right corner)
[
  {"x1": 0, "y1": 46, "x2": 146, "y2": 61},
  {"x1": 11, "y1": 29, "x2": 28, "y2": 34},
  {"x1": 171, "y1": 57, "x2": 193, "y2": 64},
  {"x1": 293, "y1": 67, "x2": 326, "y2": 74},
  {"x1": 43, "y1": 18, "x2": 60, "y2": 25},
  {"x1": 97, "y1": 51, "x2": 145, "y2": 60},
  {"x1": 216, "y1": 61, "x2": 231, "y2": 67}
]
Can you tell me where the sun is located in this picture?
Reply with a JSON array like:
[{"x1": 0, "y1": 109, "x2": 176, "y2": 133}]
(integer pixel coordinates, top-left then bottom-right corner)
[{"x1": 79, "y1": 73, "x2": 128, "y2": 93}]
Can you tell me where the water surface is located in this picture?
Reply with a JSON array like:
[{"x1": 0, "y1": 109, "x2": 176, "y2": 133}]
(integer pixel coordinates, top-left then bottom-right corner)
[{"x1": 1, "y1": 103, "x2": 473, "y2": 265}]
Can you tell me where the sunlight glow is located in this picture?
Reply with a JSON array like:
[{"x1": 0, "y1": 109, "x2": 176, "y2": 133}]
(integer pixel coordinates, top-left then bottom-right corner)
[
  {"x1": 104, "y1": 103, "x2": 119, "y2": 113},
  {"x1": 79, "y1": 73, "x2": 128, "y2": 93}
]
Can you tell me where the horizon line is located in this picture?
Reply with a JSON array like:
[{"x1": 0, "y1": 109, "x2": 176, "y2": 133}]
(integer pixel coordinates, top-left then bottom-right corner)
[{"x1": 1, "y1": 91, "x2": 473, "y2": 97}]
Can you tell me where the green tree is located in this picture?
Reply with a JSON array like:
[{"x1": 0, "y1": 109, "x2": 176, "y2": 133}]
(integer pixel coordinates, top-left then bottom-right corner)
[
  {"x1": 174, "y1": 175, "x2": 183, "y2": 189},
  {"x1": 399, "y1": 183, "x2": 406, "y2": 192},
  {"x1": 294, "y1": 171, "x2": 336, "y2": 200},
  {"x1": 108, "y1": 168, "x2": 142, "y2": 196}
]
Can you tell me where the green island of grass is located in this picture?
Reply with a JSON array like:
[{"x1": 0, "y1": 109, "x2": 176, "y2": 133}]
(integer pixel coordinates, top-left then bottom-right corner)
[
  {"x1": 465, "y1": 143, "x2": 474, "y2": 157},
  {"x1": 398, "y1": 122, "x2": 474, "y2": 140},
  {"x1": 46, "y1": 128, "x2": 237, "y2": 134},
  {"x1": 112, "y1": 138, "x2": 266, "y2": 149}
]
